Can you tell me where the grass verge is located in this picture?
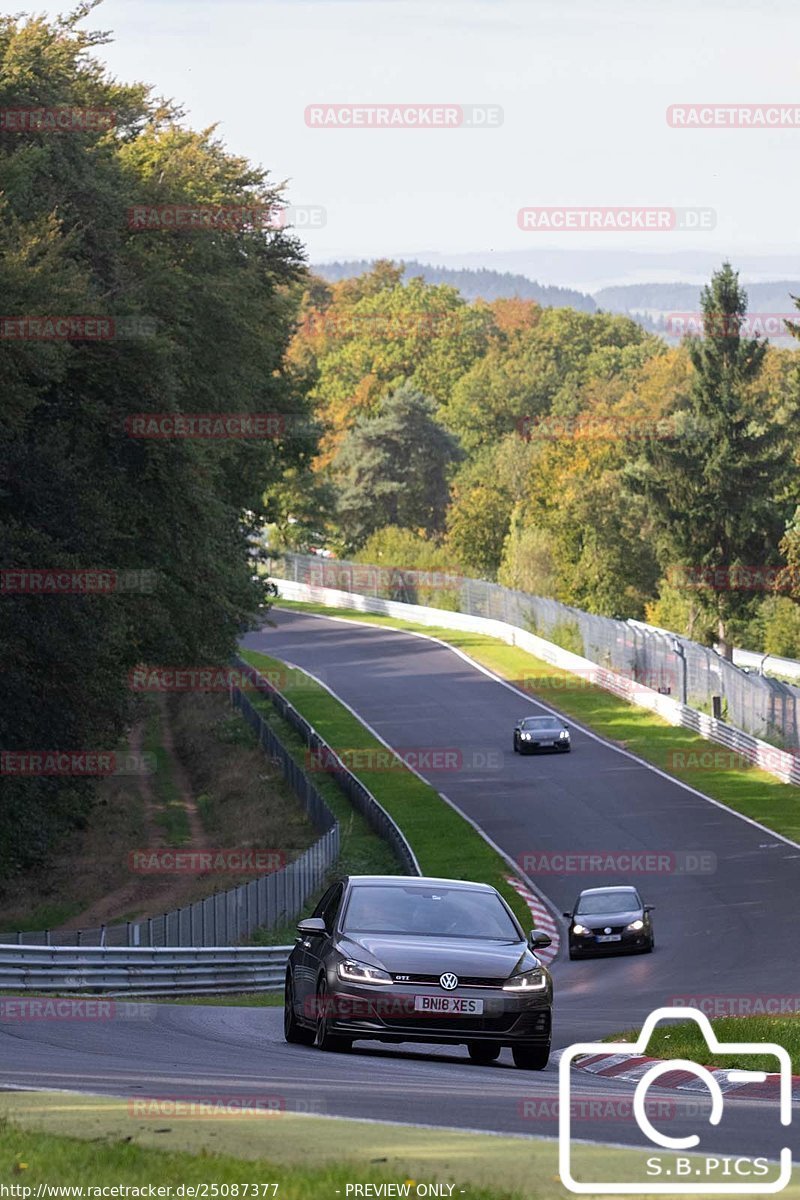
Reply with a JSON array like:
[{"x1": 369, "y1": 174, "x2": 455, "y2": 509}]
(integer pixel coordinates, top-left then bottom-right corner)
[
  {"x1": 240, "y1": 648, "x2": 534, "y2": 932},
  {"x1": 3, "y1": 1092, "x2": 798, "y2": 1197},
  {"x1": 609, "y1": 1013, "x2": 800, "y2": 1074},
  {"x1": 273, "y1": 600, "x2": 800, "y2": 844}
]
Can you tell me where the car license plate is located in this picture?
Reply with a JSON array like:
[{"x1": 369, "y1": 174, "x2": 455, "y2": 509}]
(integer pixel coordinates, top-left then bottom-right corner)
[
  {"x1": 595, "y1": 934, "x2": 622, "y2": 943},
  {"x1": 414, "y1": 996, "x2": 483, "y2": 1015}
]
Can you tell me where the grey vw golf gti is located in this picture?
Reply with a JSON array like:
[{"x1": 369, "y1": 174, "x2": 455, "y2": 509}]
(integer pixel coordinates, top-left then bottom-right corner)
[{"x1": 284, "y1": 875, "x2": 553, "y2": 1068}]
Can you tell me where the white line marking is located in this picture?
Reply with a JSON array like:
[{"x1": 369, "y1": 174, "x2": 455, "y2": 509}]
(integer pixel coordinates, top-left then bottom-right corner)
[{"x1": 274, "y1": 607, "x2": 800, "y2": 852}]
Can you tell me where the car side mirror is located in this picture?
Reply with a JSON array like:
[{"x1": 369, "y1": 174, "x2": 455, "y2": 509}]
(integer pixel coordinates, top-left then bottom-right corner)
[
  {"x1": 644, "y1": 905, "x2": 655, "y2": 913},
  {"x1": 529, "y1": 930, "x2": 552, "y2": 950},
  {"x1": 297, "y1": 917, "x2": 327, "y2": 936},
  {"x1": 562, "y1": 912, "x2": 572, "y2": 919}
]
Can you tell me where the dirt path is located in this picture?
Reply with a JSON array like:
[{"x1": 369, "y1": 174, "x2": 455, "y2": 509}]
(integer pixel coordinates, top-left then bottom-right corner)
[
  {"x1": 156, "y1": 693, "x2": 209, "y2": 851},
  {"x1": 62, "y1": 701, "x2": 208, "y2": 932}
]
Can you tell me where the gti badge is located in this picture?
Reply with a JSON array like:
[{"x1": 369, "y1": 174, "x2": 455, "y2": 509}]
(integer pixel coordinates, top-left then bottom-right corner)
[{"x1": 439, "y1": 972, "x2": 458, "y2": 990}]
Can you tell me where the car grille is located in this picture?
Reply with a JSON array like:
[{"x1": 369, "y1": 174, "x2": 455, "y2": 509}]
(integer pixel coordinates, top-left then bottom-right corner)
[
  {"x1": 380, "y1": 1013, "x2": 518, "y2": 1033},
  {"x1": 587, "y1": 924, "x2": 627, "y2": 935},
  {"x1": 389, "y1": 973, "x2": 506, "y2": 988},
  {"x1": 379, "y1": 1009, "x2": 551, "y2": 1036}
]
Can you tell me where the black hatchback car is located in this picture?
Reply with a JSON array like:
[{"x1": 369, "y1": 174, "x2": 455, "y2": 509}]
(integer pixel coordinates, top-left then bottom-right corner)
[
  {"x1": 513, "y1": 714, "x2": 571, "y2": 754},
  {"x1": 284, "y1": 875, "x2": 554, "y2": 1069},
  {"x1": 564, "y1": 885, "x2": 654, "y2": 958}
]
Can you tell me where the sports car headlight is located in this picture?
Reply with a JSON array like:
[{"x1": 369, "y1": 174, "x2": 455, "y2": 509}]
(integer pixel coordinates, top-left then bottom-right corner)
[
  {"x1": 337, "y1": 959, "x2": 393, "y2": 985},
  {"x1": 572, "y1": 923, "x2": 591, "y2": 935},
  {"x1": 626, "y1": 919, "x2": 644, "y2": 931},
  {"x1": 503, "y1": 967, "x2": 547, "y2": 991}
]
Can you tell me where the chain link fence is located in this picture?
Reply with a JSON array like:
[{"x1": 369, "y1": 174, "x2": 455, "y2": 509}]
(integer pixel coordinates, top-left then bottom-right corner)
[{"x1": 272, "y1": 552, "x2": 800, "y2": 752}]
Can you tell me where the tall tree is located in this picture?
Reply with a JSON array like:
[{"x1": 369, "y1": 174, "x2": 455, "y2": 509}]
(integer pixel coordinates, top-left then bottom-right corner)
[
  {"x1": 334, "y1": 384, "x2": 461, "y2": 548},
  {"x1": 626, "y1": 264, "x2": 794, "y2": 657},
  {"x1": 0, "y1": 7, "x2": 311, "y2": 877}
]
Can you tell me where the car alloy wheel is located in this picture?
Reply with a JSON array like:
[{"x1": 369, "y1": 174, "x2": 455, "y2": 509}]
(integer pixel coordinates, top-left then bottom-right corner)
[
  {"x1": 284, "y1": 971, "x2": 314, "y2": 1045},
  {"x1": 314, "y1": 978, "x2": 352, "y2": 1052},
  {"x1": 467, "y1": 1042, "x2": 501, "y2": 1065},
  {"x1": 512, "y1": 1040, "x2": 551, "y2": 1070}
]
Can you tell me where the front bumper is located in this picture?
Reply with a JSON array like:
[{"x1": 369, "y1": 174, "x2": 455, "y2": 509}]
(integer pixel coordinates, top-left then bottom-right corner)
[
  {"x1": 570, "y1": 930, "x2": 650, "y2": 954},
  {"x1": 519, "y1": 739, "x2": 570, "y2": 753},
  {"x1": 316, "y1": 980, "x2": 552, "y2": 1045}
]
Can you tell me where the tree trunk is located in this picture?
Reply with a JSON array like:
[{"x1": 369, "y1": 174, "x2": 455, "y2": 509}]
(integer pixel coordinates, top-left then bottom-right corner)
[{"x1": 717, "y1": 617, "x2": 733, "y2": 661}]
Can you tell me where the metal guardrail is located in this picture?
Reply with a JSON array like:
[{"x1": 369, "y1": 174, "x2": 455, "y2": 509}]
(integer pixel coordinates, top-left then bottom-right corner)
[
  {"x1": 0, "y1": 944, "x2": 293, "y2": 995},
  {"x1": 273, "y1": 552, "x2": 800, "y2": 753},
  {"x1": 231, "y1": 656, "x2": 421, "y2": 877}
]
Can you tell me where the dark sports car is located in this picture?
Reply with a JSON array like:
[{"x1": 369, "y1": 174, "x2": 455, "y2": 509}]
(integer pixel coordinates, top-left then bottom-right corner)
[
  {"x1": 513, "y1": 714, "x2": 571, "y2": 754},
  {"x1": 564, "y1": 885, "x2": 655, "y2": 958},
  {"x1": 284, "y1": 875, "x2": 553, "y2": 1069}
]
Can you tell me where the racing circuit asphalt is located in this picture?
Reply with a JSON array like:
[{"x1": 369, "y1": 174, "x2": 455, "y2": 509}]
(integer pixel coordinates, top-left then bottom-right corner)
[{"x1": 1, "y1": 607, "x2": 798, "y2": 1162}]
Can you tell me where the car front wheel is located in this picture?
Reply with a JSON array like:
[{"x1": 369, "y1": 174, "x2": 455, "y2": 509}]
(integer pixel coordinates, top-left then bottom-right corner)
[
  {"x1": 284, "y1": 971, "x2": 314, "y2": 1045},
  {"x1": 313, "y1": 979, "x2": 352, "y2": 1053},
  {"x1": 512, "y1": 1041, "x2": 550, "y2": 1070}
]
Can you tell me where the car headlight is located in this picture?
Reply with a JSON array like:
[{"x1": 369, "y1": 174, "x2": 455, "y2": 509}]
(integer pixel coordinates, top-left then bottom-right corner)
[
  {"x1": 572, "y1": 923, "x2": 591, "y2": 935},
  {"x1": 559, "y1": 730, "x2": 569, "y2": 739},
  {"x1": 626, "y1": 919, "x2": 644, "y2": 931},
  {"x1": 521, "y1": 732, "x2": 532, "y2": 740},
  {"x1": 503, "y1": 967, "x2": 548, "y2": 991},
  {"x1": 337, "y1": 959, "x2": 393, "y2": 985}
]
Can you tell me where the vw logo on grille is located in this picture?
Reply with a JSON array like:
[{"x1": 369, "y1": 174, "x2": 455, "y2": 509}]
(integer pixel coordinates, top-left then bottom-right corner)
[
  {"x1": 604, "y1": 927, "x2": 612, "y2": 934},
  {"x1": 439, "y1": 972, "x2": 458, "y2": 991}
]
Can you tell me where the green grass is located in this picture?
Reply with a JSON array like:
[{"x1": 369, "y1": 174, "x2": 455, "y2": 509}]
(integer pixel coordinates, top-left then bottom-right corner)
[
  {"x1": 5, "y1": 1092, "x2": 798, "y2": 1197},
  {"x1": 609, "y1": 1014, "x2": 800, "y2": 1074},
  {"x1": 240, "y1": 649, "x2": 534, "y2": 932},
  {"x1": 142, "y1": 706, "x2": 191, "y2": 844},
  {"x1": 273, "y1": 600, "x2": 800, "y2": 844}
]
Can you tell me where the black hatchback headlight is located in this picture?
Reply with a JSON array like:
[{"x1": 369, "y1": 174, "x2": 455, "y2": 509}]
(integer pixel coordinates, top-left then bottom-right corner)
[
  {"x1": 502, "y1": 967, "x2": 548, "y2": 991},
  {"x1": 337, "y1": 959, "x2": 393, "y2": 985}
]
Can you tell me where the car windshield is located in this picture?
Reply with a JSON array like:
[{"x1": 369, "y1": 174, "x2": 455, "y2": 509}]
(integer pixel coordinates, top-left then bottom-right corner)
[
  {"x1": 342, "y1": 885, "x2": 520, "y2": 940},
  {"x1": 520, "y1": 717, "x2": 559, "y2": 730},
  {"x1": 576, "y1": 890, "x2": 640, "y2": 915}
]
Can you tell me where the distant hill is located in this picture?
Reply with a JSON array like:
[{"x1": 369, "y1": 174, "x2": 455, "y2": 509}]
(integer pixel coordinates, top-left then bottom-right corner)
[
  {"x1": 595, "y1": 280, "x2": 800, "y2": 315},
  {"x1": 311, "y1": 259, "x2": 597, "y2": 313}
]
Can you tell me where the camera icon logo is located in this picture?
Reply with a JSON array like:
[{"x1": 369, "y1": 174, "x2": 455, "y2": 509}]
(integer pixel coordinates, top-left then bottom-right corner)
[{"x1": 558, "y1": 1006, "x2": 792, "y2": 1194}]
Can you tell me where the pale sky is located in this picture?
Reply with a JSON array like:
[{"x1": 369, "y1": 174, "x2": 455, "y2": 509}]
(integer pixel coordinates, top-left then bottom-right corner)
[{"x1": 7, "y1": 0, "x2": 800, "y2": 282}]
